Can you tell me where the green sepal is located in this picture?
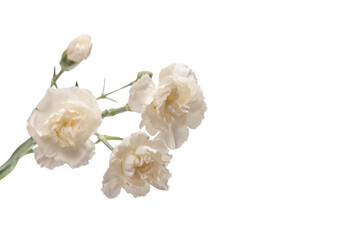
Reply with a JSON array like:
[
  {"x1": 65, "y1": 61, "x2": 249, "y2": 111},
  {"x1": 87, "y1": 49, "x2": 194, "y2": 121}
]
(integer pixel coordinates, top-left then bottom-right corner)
[
  {"x1": 59, "y1": 51, "x2": 79, "y2": 71},
  {"x1": 136, "y1": 71, "x2": 153, "y2": 80}
]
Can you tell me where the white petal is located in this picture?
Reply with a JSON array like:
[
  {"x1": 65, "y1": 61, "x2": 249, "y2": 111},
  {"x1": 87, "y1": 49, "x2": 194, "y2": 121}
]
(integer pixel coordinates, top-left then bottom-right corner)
[
  {"x1": 146, "y1": 139, "x2": 171, "y2": 162},
  {"x1": 159, "y1": 63, "x2": 197, "y2": 84},
  {"x1": 128, "y1": 74, "x2": 155, "y2": 113},
  {"x1": 33, "y1": 136, "x2": 58, "y2": 157},
  {"x1": 170, "y1": 119, "x2": 189, "y2": 149},
  {"x1": 148, "y1": 167, "x2": 171, "y2": 191},
  {"x1": 157, "y1": 118, "x2": 189, "y2": 149},
  {"x1": 127, "y1": 132, "x2": 148, "y2": 149},
  {"x1": 36, "y1": 87, "x2": 101, "y2": 117},
  {"x1": 186, "y1": 105, "x2": 207, "y2": 129},
  {"x1": 122, "y1": 181, "x2": 151, "y2": 198},
  {"x1": 140, "y1": 105, "x2": 162, "y2": 136},
  {"x1": 54, "y1": 140, "x2": 95, "y2": 168},
  {"x1": 102, "y1": 163, "x2": 122, "y2": 199},
  {"x1": 121, "y1": 152, "x2": 138, "y2": 178},
  {"x1": 34, "y1": 147, "x2": 65, "y2": 169}
]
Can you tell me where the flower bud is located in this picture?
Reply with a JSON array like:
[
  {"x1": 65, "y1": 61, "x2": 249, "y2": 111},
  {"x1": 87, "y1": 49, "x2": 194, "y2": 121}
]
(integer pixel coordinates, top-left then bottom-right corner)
[{"x1": 60, "y1": 34, "x2": 92, "y2": 71}]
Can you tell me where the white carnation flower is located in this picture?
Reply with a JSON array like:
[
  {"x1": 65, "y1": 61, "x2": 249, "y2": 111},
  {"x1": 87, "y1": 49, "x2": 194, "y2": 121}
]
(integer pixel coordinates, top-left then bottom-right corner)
[
  {"x1": 102, "y1": 132, "x2": 171, "y2": 198},
  {"x1": 128, "y1": 63, "x2": 207, "y2": 149},
  {"x1": 27, "y1": 87, "x2": 102, "y2": 169},
  {"x1": 66, "y1": 34, "x2": 92, "y2": 63}
]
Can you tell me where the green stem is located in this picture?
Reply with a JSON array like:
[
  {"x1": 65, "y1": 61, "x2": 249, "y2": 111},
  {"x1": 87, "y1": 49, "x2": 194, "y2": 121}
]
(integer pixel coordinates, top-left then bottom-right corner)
[
  {"x1": 101, "y1": 104, "x2": 130, "y2": 118},
  {"x1": 0, "y1": 137, "x2": 36, "y2": 181},
  {"x1": 95, "y1": 133, "x2": 114, "y2": 151},
  {"x1": 97, "y1": 81, "x2": 135, "y2": 101},
  {"x1": 108, "y1": 80, "x2": 137, "y2": 94},
  {"x1": 50, "y1": 68, "x2": 65, "y2": 88},
  {"x1": 97, "y1": 71, "x2": 153, "y2": 101}
]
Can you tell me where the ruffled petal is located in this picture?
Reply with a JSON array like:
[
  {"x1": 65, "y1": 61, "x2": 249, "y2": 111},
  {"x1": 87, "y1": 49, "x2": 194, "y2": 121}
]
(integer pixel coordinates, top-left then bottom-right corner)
[
  {"x1": 186, "y1": 105, "x2": 207, "y2": 129},
  {"x1": 34, "y1": 147, "x2": 65, "y2": 169},
  {"x1": 157, "y1": 118, "x2": 189, "y2": 149},
  {"x1": 102, "y1": 163, "x2": 122, "y2": 199},
  {"x1": 122, "y1": 181, "x2": 151, "y2": 198},
  {"x1": 127, "y1": 132, "x2": 148, "y2": 149},
  {"x1": 128, "y1": 74, "x2": 155, "y2": 113},
  {"x1": 144, "y1": 152, "x2": 171, "y2": 190},
  {"x1": 159, "y1": 63, "x2": 197, "y2": 84},
  {"x1": 54, "y1": 140, "x2": 95, "y2": 168},
  {"x1": 147, "y1": 167, "x2": 171, "y2": 191}
]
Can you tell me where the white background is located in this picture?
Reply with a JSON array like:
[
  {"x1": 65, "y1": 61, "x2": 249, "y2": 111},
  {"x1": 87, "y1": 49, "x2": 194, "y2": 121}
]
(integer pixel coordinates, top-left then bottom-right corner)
[{"x1": 0, "y1": 0, "x2": 360, "y2": 239}]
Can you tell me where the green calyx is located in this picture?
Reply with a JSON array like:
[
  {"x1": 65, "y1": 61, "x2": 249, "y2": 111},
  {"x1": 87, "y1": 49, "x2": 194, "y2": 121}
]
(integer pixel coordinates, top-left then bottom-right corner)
[
  {"x1": 59, "y1": 51, "x2": 79, "y2": 71},
  {"x1": 136, "y1": 71, "x2": 153, "y2": 80},
  {"x1": 101, "y1": 104, "x2": 130, "y2": 118}
]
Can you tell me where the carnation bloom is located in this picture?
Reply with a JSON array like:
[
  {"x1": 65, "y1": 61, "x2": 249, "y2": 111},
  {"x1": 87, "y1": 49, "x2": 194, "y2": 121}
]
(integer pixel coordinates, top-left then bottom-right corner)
[
  {"x1": 27, "y1": 87, "x2": 102, "y2": 169},
  {"x1": 128, "y1": 63, "x2": 207, "y2": 149},
  {"x1": 102, "y1": 132, "x2": 171, "y2": 198},
  {"x1": 66, "y1": 34, "x2": 92, "y2": 63}
]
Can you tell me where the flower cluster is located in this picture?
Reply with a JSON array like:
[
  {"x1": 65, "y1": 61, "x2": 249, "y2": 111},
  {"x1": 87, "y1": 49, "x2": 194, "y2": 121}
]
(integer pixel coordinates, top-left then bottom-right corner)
[{"x1": 0, "y1": 35, "x2": 206, "y2": 198}]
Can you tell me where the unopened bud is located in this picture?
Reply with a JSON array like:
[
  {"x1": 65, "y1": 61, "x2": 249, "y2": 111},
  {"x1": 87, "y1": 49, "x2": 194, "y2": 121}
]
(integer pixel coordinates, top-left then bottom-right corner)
[{"x1": 60, "y1": 34, "x2": 92, "y2": 71}]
